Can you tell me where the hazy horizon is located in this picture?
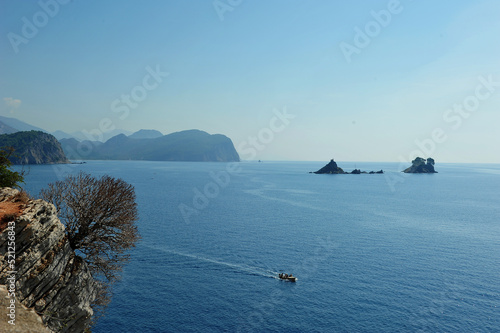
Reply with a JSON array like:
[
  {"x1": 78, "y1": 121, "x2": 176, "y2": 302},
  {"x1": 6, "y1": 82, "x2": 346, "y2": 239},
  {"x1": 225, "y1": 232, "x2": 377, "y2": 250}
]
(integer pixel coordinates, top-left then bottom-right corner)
[{"x1": 1, "y1": 0, "x2": 499, "y2": 163}]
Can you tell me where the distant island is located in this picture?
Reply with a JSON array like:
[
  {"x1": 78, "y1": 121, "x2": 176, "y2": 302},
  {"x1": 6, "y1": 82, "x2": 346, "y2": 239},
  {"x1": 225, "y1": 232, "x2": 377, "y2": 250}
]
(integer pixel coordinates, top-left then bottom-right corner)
[
  {"x1": 312, "y1": 159, "x2": 384, "y2": 174},
  {"x1": 0, "y1": 131, "x2": 69, "y2": 164},
  {"x1": 60, "y1": 129, "x2": 240, "y2": 162},
  {"x1": 403, "y1": 157, "x2": 437, "y2": 173}
]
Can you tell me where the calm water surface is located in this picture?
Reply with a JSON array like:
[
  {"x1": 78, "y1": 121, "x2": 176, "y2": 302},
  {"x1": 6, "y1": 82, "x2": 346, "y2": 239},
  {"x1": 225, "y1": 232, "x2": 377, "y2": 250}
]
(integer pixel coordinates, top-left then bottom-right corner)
[{"x1": 19, "y1": 161, "x2": 500, "y2": 332}]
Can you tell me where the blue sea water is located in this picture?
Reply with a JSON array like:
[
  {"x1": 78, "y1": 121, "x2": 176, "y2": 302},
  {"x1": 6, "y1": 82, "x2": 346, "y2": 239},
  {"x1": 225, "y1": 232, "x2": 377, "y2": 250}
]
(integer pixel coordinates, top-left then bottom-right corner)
[{"x1": 18, "y1": 161, "x2": 500, "y2": 332}]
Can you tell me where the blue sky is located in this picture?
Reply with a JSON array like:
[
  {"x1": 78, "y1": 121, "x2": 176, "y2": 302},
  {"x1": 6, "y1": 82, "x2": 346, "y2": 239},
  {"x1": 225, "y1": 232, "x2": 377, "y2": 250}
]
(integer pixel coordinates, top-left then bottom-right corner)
[{"x1": 1, "y1": 0, "x2": 499, "y2": 162}]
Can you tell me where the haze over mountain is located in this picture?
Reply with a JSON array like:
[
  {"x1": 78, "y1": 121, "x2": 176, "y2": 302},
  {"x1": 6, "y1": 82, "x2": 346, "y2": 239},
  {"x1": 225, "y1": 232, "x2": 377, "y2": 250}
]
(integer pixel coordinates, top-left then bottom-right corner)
[
  {"x1": 51, "y1": 130, "x2": 76, "y2": 140},
  {"x1": 0, "y1": 115, "x2": 46, "y2": 133},
  {"x1": 0, "y1": 121, "x2": 17, "y2": 135},
  {"x1": 69, "y1": 128, "x2": 133, "y2": 142},
  {"x1": 0, "y1": 115, "x2": 134, "y2": 142},
  {"x1": 129, "y1": 129, "x2": 163, "y2": 140}
]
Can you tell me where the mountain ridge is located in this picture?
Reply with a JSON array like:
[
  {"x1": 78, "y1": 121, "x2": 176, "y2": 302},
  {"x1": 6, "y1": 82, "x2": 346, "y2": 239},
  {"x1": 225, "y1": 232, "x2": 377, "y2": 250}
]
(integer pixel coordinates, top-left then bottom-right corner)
[{"x1": 60, "y1": 129, "x2": 240, "y2": 162}]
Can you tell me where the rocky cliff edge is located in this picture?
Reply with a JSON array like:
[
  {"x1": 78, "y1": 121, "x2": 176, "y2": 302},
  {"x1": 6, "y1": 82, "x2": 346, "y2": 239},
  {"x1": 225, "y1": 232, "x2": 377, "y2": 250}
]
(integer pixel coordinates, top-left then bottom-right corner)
[{"x1": 0, "y1": 188, "x2": 97, "y2": 332}]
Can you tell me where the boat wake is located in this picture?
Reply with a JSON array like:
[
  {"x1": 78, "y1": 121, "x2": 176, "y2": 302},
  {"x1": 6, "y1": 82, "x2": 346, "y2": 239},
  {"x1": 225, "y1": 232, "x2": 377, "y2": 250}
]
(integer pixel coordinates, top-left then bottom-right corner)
[{"x1": 143, "y1": 245, "x2": 278, "y2": 279}]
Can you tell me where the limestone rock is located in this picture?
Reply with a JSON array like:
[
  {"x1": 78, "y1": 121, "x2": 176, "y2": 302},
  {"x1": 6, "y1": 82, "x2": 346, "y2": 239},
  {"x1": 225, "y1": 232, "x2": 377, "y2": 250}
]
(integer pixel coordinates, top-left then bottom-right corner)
[
  {"x1": 0, "y1": 188, "x2": 97, "y2": 332},
  {"x1": 0, "y1": 286, "x2": 51, "y2": 332}
]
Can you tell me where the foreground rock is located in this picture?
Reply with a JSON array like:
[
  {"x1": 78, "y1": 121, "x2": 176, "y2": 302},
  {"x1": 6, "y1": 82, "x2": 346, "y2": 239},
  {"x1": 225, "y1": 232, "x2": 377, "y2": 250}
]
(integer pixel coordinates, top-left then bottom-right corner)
[
  {"x1": 0, "y1": 286, "x2": 51, "y2": 332},
  {"x1": 403, "y1": 157, "x2": 437, "y2": 173},
  {"x1": 0, "y1": 188, "x2": 97, "y2": 332},
  {"x1": 312, "y1": 160, "x2": 384, "y2": 174}
]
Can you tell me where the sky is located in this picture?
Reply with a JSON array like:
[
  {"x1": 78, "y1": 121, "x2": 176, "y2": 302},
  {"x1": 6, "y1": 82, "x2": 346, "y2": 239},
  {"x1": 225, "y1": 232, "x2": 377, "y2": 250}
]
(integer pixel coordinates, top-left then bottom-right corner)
[{"x1": 1, "y1": 0, "x2": 499, "y2": 163}]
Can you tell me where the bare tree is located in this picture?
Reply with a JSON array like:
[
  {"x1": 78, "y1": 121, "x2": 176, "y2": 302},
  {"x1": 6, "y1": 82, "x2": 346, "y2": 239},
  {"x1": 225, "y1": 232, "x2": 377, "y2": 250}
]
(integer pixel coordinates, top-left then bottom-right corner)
[{"x1": 40, "y1": 172, "x2": 140, "y2": 321}]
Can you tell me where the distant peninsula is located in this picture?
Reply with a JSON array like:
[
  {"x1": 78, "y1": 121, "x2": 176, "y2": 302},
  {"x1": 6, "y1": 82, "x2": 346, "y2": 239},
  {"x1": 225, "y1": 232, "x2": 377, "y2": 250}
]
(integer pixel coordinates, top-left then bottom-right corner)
[
  {"x1": 60, "y1": 129, "x2": 240, "y2": 162},
  {"x1": 312, "y1": 159, "x2": 384, "y2": 174},
  {"x1": 403, "y1": 157, "x2": 437, "y2": 173},
  {"x1": 0, "y1": 131, "x2": 69, "y2": 164}
]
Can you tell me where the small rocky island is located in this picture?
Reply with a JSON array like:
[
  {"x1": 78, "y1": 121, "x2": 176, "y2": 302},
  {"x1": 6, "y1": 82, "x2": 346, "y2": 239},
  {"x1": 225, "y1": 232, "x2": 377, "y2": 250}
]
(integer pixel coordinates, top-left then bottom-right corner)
[
  {"x1": 312, "y1": 159, "x2": 384, "y2": 174},
  {"x1": 403, "y1": 157, "x2": 437, "y2": 173},
  {"x1": 313, "y1": 159, "x2": 345, "y2": 174}
]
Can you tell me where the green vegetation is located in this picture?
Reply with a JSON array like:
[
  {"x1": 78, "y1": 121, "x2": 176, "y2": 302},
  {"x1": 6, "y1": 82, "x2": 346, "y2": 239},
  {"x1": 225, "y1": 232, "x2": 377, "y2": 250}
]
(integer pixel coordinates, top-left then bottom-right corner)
[
  {"x1": 0, "y1": 147, "x2": 24, "y2": 188},
  {"x1": 412, "y1": 157, "x2": 426, "y2": 167},
  {"x1": 0, "y1": 130, "x2": 46, "y2": 150}
]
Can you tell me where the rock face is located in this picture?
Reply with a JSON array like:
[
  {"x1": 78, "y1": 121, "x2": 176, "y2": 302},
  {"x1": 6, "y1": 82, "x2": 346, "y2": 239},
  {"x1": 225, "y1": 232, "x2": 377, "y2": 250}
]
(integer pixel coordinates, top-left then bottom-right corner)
[
  {"x1": 403, "y1": 157, "x2": 437, "y2": 173},
  {"x1": 0, "y1": 188, "x2": 97, "y2": 332},
  {"x1": 0, "y1": 131, "x2": 70, "y2": 164}
]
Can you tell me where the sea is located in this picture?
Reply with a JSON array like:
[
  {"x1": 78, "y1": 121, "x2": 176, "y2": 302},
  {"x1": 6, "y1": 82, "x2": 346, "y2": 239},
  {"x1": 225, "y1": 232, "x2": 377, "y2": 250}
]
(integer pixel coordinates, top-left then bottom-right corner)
[{"x1": 17, "y1": 161, "x2": 500, "y2": 332}]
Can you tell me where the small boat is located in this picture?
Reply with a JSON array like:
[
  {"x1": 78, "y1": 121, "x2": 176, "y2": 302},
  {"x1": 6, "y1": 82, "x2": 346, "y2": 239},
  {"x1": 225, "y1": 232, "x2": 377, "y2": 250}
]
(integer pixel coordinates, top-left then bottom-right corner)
[{"x1": 278, "y1": 273, "x2": 297, "y2": 282}]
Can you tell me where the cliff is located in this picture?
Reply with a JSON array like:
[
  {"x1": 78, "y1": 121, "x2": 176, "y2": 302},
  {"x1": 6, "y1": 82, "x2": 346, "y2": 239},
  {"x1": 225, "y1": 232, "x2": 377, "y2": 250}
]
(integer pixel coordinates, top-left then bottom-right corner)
[
  {"x1": 60, "y1": 129, "x2": 240, "y2": 162},
  {"x1": 0, "y1": 131, "x2": 70, "y2": 164},
  {"x1": 403, "y1": 157, "x2": 437, "y2": 173},
  {"x1": 0, "y1": 188, "x2": 97, "y2": 332}
]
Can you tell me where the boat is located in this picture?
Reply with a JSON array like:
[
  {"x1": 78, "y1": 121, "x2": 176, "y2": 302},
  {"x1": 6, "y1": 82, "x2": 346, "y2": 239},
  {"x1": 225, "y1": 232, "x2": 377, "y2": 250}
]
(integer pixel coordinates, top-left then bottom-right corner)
[{"x1": 278, "y1": 273, "x2": 297, "y2": 282}]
